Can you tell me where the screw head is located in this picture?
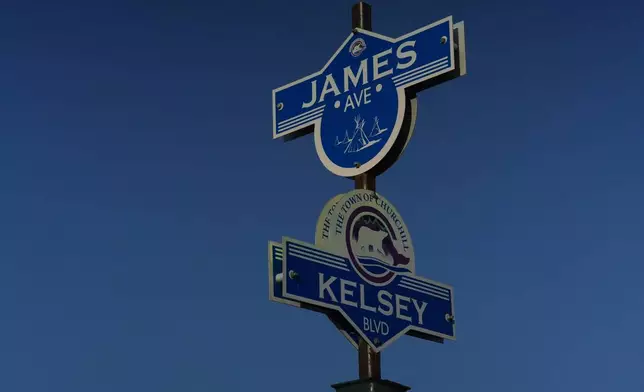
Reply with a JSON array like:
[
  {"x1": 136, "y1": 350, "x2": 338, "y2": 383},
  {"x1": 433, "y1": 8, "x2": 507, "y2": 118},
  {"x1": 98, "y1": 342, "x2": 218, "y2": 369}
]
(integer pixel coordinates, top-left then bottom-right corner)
[
  {"x1": 288, "y1": 270, "x2": 299, "y2": 280},
  {"x1": 374, "y1": 338, "x2": 381, "y2": 345},
  {"x1": 440, "y1": 36, "x2": 448, "y2": 44},
  {"x1": 445, "y1": 314, "x2": 455, "y2": 323},
  {"x1": 277, "y1": 102, "x2": 284, "y2": 111}
]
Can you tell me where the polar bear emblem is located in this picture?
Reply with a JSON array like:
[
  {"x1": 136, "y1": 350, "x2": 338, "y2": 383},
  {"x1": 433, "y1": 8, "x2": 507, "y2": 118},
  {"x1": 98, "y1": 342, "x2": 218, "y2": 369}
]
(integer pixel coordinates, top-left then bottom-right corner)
[{"x1": 357, "y1": 226, "x2": 388, "y2": 257}]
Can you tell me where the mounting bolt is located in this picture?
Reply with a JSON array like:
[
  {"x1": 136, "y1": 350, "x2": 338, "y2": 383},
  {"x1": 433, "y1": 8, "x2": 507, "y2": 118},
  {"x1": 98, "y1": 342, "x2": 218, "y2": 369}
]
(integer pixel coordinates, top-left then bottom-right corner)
[
  {"x1": 445, "y1": 314, "x2": 455, "y2": 323},
  {"x1": 275, "y1": 273, "x2": 283, "y2": 283},
  {"x1": 288, "y1": 270, "x2": 299, "y2": 280},
  {"x1": 354, "y1": 162, "x2": 361, "y2": 168},
  {"x1": 277, "y1": 102, "x2": 284, "y2": 111},
  {"x1": 440, "y1": 36, "x2": 448, "y2": 44},
  {"x1": 374, "y1": 338, "x2": 381, "y2": 345}
]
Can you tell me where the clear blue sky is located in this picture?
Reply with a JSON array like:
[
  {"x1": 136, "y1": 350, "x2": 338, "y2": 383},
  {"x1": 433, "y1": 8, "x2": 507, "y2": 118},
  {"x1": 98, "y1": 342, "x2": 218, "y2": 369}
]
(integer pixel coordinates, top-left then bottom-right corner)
[{"x1": 1, "y1": 0, "x2": 643, "y2": 391}]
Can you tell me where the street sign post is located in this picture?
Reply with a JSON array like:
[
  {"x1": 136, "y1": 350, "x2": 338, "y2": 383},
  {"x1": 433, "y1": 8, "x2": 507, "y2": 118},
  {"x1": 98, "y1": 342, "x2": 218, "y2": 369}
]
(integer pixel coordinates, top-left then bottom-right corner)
[{"x1": 268, "y1": 2, "x2": 466, "y2": 391}]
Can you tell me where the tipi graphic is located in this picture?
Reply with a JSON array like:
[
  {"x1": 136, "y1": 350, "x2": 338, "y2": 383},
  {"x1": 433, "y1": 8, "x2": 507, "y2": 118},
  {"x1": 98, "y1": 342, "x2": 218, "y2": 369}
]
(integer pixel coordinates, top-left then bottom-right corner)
[
  {"x1": 335, "y1": 130, "x2": 351, "y2": 147},
  {"x1": 369, "y1": 116, "x2": 388, "y2": 137},
  {"x1": 339, "y1": 115, "x2": 387, "y2": 155}
]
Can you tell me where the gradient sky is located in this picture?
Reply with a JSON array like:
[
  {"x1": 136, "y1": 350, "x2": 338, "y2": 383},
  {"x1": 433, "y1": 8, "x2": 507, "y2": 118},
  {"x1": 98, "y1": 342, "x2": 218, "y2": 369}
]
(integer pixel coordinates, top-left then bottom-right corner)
[{"x1": 1, "y1": 0, "x2": 643, "y2": 391}]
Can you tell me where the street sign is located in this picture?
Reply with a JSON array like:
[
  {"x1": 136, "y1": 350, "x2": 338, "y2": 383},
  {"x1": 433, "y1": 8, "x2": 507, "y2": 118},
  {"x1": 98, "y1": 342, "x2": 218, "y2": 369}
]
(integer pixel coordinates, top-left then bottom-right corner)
[
  {"x1": 272, "y1": 16, "x2": 466, "y2": 178},
  {"x1": 272, "y1": 190, "x2": 455, "y2": 351}
]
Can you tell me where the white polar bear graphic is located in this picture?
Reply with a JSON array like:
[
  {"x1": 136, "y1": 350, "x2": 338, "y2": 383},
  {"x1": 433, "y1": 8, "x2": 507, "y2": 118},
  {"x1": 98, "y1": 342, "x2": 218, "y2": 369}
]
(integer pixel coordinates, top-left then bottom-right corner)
[{"x1": 357, "y1": 226, "x2": 388, "y2": 258}]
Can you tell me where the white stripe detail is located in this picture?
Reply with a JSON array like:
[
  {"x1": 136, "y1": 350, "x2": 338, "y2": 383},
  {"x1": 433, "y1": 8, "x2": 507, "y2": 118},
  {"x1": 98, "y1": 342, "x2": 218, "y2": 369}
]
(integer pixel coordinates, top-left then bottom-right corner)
[
  {"x1": 278, "y1": 106, "x2": 325, "y2": 127},
  {"x1": 289, "y1": 249, "x2": 350, "y2": 271},
  {"x1": 305, "y1": 257, "x2": 350, "y2": 272},
  {"x1": 399, "y1": 280, "x2": 450, "y2": 299},
  {"x1": 290, "y1": 249, "x2": 351, "y2": 272},
  {"x1": 392, "y1": 57, "x2": 449, "y2": 81},
  {"x1": 401, "y1": 277, "x2": 450, "y2": 294},
  {"x1": 289, "y1": 249, "x2": 347, "y2": 269},
  {"x1": 394, "y1": 61, "x2": 447, "y2": 84},
  {"x1": 277, "y1": 112, "x2": 323, "y2": 134},
  {"x1": 289, "y1": 244, "x2": 347, "y2": 265},
  {"x1": 401, "y1": 282, "x2": 450, "y2": 299},
  {"x1": 394, "y1": 62, "x2": 449, "y2": 86},
  {"x1": 395, "y1": 63, "x2": 448, "y2": 87},
  {"x1": 398, "y1": 283, "x2": 450, "y2": 301}
]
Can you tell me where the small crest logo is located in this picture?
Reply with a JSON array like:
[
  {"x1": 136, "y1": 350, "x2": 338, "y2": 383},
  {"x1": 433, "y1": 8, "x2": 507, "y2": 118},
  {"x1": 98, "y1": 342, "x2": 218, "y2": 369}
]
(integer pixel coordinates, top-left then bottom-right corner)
[
  {"x1": 318, "y1": 190, "x2": 414, "y2": 286},
  {"x1": 349, "y1": 38, "x2": 366, "y2": 57}
]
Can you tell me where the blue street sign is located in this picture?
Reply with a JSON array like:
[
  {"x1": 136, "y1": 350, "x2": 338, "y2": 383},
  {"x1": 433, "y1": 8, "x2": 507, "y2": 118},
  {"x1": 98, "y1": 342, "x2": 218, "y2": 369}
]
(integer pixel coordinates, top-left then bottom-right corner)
[
  {"x1": 280, "y1": 238, "x2": 455, "y2": 351},
  {"x1": 272, "y1": 16, "x2": 466, "y2": 178},
  {"x1": 271, "y1": 190, "x2": 456, "y2": 351}
]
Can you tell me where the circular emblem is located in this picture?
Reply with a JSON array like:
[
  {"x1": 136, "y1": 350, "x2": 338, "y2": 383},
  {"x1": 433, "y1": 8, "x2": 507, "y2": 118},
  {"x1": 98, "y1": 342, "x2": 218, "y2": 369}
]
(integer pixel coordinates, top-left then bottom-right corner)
[
  {"x1": 349, "y1": 38, "x2": 366, "y2": 57},
  {"x1": 320, "y1": 190, "x2": 414, "y2": 286}
]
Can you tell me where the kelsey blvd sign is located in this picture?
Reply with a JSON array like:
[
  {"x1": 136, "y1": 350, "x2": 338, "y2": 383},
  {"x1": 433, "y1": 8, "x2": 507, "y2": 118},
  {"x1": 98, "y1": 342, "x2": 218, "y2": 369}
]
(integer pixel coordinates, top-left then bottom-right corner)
[
  {"x1": 269, "y1": 190, "x2": 455, "y2": 351},
  {"x1": 272, "y1": 16, "x2": 466, "y2": 178}
]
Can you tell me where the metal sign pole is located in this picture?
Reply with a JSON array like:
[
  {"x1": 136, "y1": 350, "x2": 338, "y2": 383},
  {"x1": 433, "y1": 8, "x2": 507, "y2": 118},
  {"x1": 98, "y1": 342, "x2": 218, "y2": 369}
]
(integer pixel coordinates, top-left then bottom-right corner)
[
  {"x1": 270, "y1": 2, "x2": 467, "y2": 390},
  {"x1": 351, "y1": 1, "x2": 382, "y2": 383}
]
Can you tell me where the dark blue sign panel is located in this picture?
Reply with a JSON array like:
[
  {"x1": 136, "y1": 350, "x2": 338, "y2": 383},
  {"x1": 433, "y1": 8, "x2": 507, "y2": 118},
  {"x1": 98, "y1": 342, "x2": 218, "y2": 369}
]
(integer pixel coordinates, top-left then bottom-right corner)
[
  {"x1": 272, "y1": 16, "x2": 463, "y2": 178},
  {"x1": 281, "y1": 238, "x2": 455, "y2": 351}
]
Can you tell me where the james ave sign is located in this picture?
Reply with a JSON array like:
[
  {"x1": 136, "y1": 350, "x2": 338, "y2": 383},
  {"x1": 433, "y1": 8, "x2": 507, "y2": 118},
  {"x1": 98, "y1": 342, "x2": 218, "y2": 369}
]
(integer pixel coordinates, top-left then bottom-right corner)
[{"x1": 272, "y1": 16, "x2": 465, "y2": 178}]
